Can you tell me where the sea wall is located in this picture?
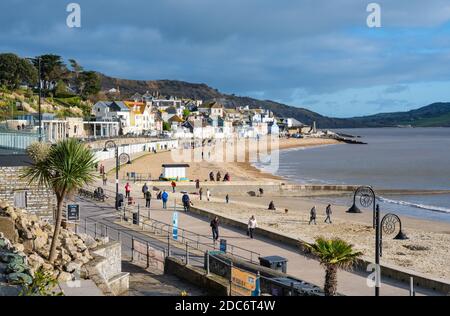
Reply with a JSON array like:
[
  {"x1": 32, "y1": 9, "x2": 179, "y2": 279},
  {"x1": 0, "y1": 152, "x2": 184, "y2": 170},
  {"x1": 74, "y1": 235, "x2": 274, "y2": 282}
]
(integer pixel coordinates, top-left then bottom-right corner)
[{"x1": 164, "y1": 256, "x2": 229, "y2": 296}]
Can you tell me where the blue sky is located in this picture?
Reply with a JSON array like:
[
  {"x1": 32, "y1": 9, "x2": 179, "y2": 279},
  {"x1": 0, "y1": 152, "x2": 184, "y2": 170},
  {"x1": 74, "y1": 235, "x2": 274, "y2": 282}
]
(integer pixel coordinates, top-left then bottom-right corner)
[{"x1": 1, "y1": 0, "x2": 450, "y2": 117}]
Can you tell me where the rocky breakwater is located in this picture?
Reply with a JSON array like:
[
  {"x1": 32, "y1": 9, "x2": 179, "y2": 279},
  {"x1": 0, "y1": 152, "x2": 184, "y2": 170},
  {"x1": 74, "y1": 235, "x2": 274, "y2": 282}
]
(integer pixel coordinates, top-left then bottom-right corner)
[{"x1": 0, "y1": 201, "x2": 109, "y2": 295}]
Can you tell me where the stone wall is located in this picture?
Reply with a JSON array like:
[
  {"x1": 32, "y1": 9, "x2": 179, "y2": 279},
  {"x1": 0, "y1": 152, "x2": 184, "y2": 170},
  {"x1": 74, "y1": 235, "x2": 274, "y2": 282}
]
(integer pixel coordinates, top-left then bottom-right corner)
[{"x1": 0, "y1": 166, "x2": 56, "y2": 219}]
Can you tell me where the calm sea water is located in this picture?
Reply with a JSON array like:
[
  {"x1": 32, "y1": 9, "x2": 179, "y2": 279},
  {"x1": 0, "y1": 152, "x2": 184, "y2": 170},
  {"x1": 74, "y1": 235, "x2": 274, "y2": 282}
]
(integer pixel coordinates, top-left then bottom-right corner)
[{"x1": 258, "y1": 128, "x2": 450, "y2": 223}]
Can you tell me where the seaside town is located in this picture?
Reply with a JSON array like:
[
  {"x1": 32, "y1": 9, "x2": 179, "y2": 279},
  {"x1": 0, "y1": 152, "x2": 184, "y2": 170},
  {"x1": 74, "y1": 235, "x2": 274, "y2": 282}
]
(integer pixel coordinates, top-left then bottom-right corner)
[
  {"x1": 1, "y1": 80, "x2": 449, "y2": 298},
  {"x1": 1, "y1": 1, "x2": 450, "y2": 305}
]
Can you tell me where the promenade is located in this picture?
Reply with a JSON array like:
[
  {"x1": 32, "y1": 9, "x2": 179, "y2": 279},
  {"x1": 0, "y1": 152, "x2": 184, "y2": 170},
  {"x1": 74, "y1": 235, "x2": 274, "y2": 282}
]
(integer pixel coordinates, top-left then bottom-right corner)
[{"x1": 79, "y1": 177, "x2": 440, "y2": 296}]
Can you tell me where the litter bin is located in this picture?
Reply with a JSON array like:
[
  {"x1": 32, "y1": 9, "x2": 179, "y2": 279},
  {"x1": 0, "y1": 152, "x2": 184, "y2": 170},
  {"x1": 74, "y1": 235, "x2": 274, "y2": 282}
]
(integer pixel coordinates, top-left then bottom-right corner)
[
  {"x1": 259, "y1": 256, "x2": 288, "y2": 273},
  {"x1": 116, "y1": 193, "x2": 124, "y2": 209},
  {"x1": 132, "y1": 212, "x2": 139, "y2": 225}
]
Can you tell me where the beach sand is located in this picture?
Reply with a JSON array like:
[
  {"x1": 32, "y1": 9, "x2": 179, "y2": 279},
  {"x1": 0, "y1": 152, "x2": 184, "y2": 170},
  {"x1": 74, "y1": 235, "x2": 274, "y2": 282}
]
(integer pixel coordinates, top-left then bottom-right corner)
[{"x1": 103, "y1": 136, "x2": 450, "y2": 280}]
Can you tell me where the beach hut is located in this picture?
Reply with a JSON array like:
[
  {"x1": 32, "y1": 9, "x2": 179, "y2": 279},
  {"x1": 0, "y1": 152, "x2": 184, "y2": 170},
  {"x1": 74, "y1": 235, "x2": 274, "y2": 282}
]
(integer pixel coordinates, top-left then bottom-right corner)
[{"x1": 160, "y1": 164, "x2": 190, "y2": 181}]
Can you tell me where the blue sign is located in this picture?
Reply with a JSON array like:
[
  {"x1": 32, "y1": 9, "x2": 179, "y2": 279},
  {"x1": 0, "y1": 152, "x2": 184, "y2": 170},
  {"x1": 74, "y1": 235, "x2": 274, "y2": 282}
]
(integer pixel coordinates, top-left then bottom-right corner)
[
  {"x1": 220, "y1": 239, "x2": 227, "y2": 252},
  {"x1": 172, "y1": 212, "x2": 178, "y2": 240}
]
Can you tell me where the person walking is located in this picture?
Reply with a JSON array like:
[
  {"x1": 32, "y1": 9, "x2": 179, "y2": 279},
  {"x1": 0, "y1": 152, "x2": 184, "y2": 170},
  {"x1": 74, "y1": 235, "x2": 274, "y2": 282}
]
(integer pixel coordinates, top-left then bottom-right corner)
[
  {"x1": 309, "y1": 206, "x2": 317, "y2": 225},
  {"x1": 171, "y1": 181, "x2": 177, "y2": 193},
  {"x1": 325, "y1": 204, "x2": 332, "y2": 224},
  {"x1": 209, "y1": 172, "x2": 215, "y2": 181},
  {"x1": 142, "y1": 183, "x2": 149, "y2": 198},
  {"x1": 199, "y1": 187, "x2": 203, "y2": 200},
  {"x1": 102, "y1": 174, "x2": 107, "y2": 186},
  {"x1": 145, "y1": 190, "x2": 152, "y2": 208},
  {"x1": 247, "y1": 215, "x2": 257, "y2": 239},
  {"x1": 216, "y1": 171, "x2": 221, "y2": 182},
  {"x1": 210, "y1": 216, "x2": 220, "y2": 242},
  {"x1": 225, "y1": 194, "x2": 229, "y2": 204},
  {"x1": 125, "y1": 182, "x2": 131, "y2": 198},
  {"x1": 162, "y1": 190, "x2": 169, "y2": 209},
  {"x1": 195, "y1": 179, "x2": 200, "y2": 189},
  {"x1": 182, "y1": 192, "x2": 191, "y2": 212},
  {"x1": 259, "y1": 188, "x2": 264, "y2": 197},
  {"x1": 206, "y1": 189, "x2": 211, "y2": 201}
]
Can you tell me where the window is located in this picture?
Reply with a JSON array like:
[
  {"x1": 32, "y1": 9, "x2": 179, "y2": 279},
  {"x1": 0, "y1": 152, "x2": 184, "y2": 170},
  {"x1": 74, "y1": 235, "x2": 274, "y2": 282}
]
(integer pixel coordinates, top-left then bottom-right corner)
[{"x1": 14, "y1": 191, "x2": 28, "y2": 209}]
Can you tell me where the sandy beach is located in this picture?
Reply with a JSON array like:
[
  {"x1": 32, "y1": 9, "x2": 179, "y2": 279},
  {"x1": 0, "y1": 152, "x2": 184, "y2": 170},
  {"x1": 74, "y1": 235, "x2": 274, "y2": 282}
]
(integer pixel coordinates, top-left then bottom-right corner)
[{"x1": 102, "y1": 136, "x2": 450, "y2": 281}]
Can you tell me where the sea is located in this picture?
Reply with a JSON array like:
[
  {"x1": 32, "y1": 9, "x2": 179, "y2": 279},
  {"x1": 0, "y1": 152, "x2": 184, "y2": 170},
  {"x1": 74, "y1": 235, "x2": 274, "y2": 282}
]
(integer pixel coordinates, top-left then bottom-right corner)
[{"x1": 255, "y1": 128, "x2": 450, "y2": 223}]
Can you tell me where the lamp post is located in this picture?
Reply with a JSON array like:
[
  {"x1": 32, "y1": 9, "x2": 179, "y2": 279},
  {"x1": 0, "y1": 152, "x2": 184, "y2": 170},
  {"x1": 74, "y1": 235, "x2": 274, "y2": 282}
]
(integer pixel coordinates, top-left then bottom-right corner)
[
  {"x1": 26, "y1": 57, "x2": 42, "y2": 142},
  {"x1": 347, "y1": 186, "x2": 380, "y2": 296},
  {"x1": 104, "y1": 140, "x2": 131, "y2": 210}
]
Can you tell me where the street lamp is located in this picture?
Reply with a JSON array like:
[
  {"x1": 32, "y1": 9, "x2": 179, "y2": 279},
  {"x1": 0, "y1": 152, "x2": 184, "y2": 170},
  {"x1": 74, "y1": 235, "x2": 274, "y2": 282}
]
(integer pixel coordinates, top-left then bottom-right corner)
[
  {"x1": 26, "y1": 57, "x2": 42, "y2": 142},
  {"x1": 103, "y1": 140, "x2": 131, "y2": 209},
  {"x1": 347, "y1": 186, "x2": 380, "y2": 296}
]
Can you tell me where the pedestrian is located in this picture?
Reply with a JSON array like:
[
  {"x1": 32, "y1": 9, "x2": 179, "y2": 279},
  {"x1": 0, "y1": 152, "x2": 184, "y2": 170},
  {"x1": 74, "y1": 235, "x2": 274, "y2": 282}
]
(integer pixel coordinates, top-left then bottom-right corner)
[
  {"x1": 247, "y1": 215, "x2": 257, "y2": 239},
  {"x1": 125, "y1": 182, "x2": 131, "y2": 198},
  {"x1": 145, "y1": 190, "x2": 152, "y2": 208},
  {"x1": 210, "y1": 216, "x2": 220, "y2": 241},
  {"x1": 209, "y1": 172, "x2": 215, "y2": 181},
  {"x1": 142, "y1": 183, "x2": 149, "y2": 198},
  {"x1": 157, "y1": 191, "x2": 162, "y2": 200},
  {"x1": 309, "y1": 206, "x2": 317, "y2": 225},
  {"x1": 199, "y1": 188, "x2": 203, "y2": 200},
  {"x1": 206, "y1": 189, "x2": 211, "y2": 201},
  {"x1": 325, "y1": 204, "x2": 332, "y2": 224},
  {"x1": 171, "y1": 180, "x2": 177, "y2": 193},
  {"x1": 224, "y1": 173, "x2": 230, "y2": 181},
  {"x1": 216, "y1": 171, "x2": 221, "y2": 182},
  {"x1": 162, "y1": 190, "x2": 169, "y2": 209},
  {"x1": 182, "y1": 192, "x2": 192, "y2": 212},
  {"x1": 259, "y1": 188, "x2": 264, "y2": 197},
  {"x1": 102, "y1": 174, "x2": 107, "y2": 186},
  {"x1": 195, "y1": 179, "x2": 200, "y2": 189},
  {"x1": 268, "y1": 201, "x2": 276, "y2": 210},
  {"x1": 225, "y1": 194, "x2": 229, "y2": 204}
]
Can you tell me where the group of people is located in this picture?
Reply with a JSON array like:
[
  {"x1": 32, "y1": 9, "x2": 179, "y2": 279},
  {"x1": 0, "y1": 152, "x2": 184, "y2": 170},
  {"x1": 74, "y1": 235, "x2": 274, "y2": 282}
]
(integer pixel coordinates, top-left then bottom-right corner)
[
  {"x1": 210, "y1": 215, "x2": 257, "y2": 242},
  {"x1": 208, "y1": 171, "x2": 230, "y2": 182},
  {"x1": 308, "y1": 204, "x2": 333, "y2": 225},
  {"x1": 198, "y1": 187, "x2": 211, "y2": 201}
]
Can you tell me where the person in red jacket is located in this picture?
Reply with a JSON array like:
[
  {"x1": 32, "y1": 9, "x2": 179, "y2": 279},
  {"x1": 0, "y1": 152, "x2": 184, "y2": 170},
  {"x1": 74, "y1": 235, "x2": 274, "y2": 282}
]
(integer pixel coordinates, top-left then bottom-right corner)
[
  {"x1": 125, "y1": 182, "x2": 131, "y2": 198},
  {"x1": 171, "y1": 180, "x2": 177, "y2": 193}
]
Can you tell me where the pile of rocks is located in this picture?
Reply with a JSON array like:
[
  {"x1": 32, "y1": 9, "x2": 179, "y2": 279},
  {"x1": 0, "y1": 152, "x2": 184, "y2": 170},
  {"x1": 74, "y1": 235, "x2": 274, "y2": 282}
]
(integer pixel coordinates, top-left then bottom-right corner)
[
  {"x1": 0, "y1": 201, "x2": 106, "y2": 286},
  {"x1": 0, "y1": 234, "x2": 32, "y2": 295}
]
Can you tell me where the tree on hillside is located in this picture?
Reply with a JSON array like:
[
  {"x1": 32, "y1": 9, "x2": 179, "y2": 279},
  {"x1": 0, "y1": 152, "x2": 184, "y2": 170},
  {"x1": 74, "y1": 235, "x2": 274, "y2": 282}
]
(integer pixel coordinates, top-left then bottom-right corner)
[
  {"x1": 22, "y1": 140, "x2": 97, "y2": 264},
  {"x1": 0, "y1": 53, "x2": 37, "y2": 89},
  {"x1": 68, "y1": 59, "x2": 84, "y2": 77},
  {"x1": 34, "y1": 54, "x2": 69, "y2": 91},
  {"x1": 304, "y1": 237, "x2": 362, "y2": 296},
  {"x1": 78, "y1": 71, "x2": 100, "y2": 99}
]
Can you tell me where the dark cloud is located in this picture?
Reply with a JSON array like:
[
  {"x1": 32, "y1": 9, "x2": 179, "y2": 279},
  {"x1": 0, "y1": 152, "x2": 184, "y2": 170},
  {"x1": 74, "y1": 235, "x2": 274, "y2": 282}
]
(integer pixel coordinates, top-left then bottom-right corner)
[{"x1": 1, "y1": 0, "x2": 450, "y2": 116}]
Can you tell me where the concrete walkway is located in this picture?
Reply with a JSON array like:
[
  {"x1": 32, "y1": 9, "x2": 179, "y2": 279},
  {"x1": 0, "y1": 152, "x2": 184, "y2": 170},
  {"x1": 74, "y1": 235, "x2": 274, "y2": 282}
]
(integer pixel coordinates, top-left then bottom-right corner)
[{"x1": 81, "y1": 176, "x2": 442, "y2": 296}]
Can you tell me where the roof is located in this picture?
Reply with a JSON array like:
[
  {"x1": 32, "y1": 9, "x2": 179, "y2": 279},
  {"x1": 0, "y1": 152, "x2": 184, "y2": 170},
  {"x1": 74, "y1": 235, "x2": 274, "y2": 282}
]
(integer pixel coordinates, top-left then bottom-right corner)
[
  {"x1": 124, "y1": 101, "x2": 146, "y2": 114},
  {"x1": 168, "y1": 115, "x2": 184, "y2": 123},
  {"x1": 162, "y1": 164, "x2": 190, "y2": 168},
  {"x1": 109, "y1": 101, "x2": 130, "y2": 112},
  {"x1": 211, "y1": 102, "x2": 224, "y2": 109}
]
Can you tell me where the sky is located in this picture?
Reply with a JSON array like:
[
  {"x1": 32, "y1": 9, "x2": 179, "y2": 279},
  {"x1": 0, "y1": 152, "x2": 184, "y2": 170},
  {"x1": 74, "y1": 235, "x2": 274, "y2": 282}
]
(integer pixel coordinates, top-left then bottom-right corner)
[{"x1": 1, "y1": 0, "x2": 450, "y2": 117}]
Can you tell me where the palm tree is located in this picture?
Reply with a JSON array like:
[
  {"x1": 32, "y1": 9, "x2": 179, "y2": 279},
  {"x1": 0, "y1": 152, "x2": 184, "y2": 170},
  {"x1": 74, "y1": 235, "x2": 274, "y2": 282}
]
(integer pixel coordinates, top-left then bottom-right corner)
[
  {"x1": 23, "y1": 139, "x2": 97, "y2": 263},
  {"x1": 304, "y1": 237, "x2": 363, "y2": 296}
]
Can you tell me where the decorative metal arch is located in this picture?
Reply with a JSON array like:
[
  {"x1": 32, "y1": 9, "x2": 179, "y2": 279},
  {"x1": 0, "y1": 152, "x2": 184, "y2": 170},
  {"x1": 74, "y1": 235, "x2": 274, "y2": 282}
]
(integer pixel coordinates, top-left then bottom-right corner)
[
  {"x1": 347, "y1": 186, "x2": 377, "y2": 228},
  {"x1": 119, "y1": 152, "x2": 131, "y2": 165},
  {"x1": 380, "y1": 213, "x2": 408, "y2": 257},
  {"x1": 104, "y1": 140, "x2": 117, "y2": 150}
]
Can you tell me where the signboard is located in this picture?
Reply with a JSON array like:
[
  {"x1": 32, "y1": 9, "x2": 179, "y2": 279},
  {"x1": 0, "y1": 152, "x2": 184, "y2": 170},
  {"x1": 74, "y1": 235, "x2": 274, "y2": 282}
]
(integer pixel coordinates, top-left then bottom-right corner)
[
  {"x1": 172, "y1": 211, "x2": 178, "y2": 240},
  {"x1": 220, "y1": 239, "x2": 227, "y2": 253},
  {"x1": 230, "y1": 267, "x2": 257, "y2": 296},
  {"x1": 67, "y1": 204, "x2": 80, "y2": 222}
]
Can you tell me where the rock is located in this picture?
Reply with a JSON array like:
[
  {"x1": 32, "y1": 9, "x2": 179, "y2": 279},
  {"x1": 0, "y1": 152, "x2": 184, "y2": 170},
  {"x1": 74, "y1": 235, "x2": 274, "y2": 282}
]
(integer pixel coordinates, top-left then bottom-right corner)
[
  {"x1": 12, "y1": 244, "x2": 24, "y2": 253},
  {"x1": 0, "y1": 284, "x2": 21, "y2": 296},
  {"x1": 57, "y1": 271, "x2": 73, "y2": 282},
  {"x1": 65, "y1": 261, "x2": 82, "y2": 273},
  {"x1": 42, "y1": 263, "x2": 54, "y2": 272},
  {"x1": 0, "y1": 201, "x2": 10, "y2": 209},
  {"x1": 6, "y1": 272, "x2": 33, "y2": 285}
]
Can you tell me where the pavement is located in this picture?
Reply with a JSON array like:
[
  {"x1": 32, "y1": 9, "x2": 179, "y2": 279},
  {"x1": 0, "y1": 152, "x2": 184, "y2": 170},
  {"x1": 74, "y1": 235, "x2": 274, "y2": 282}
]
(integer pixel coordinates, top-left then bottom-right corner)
[{"x1": 75, "y1": 176, "x2": 442, "y2": 297}]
